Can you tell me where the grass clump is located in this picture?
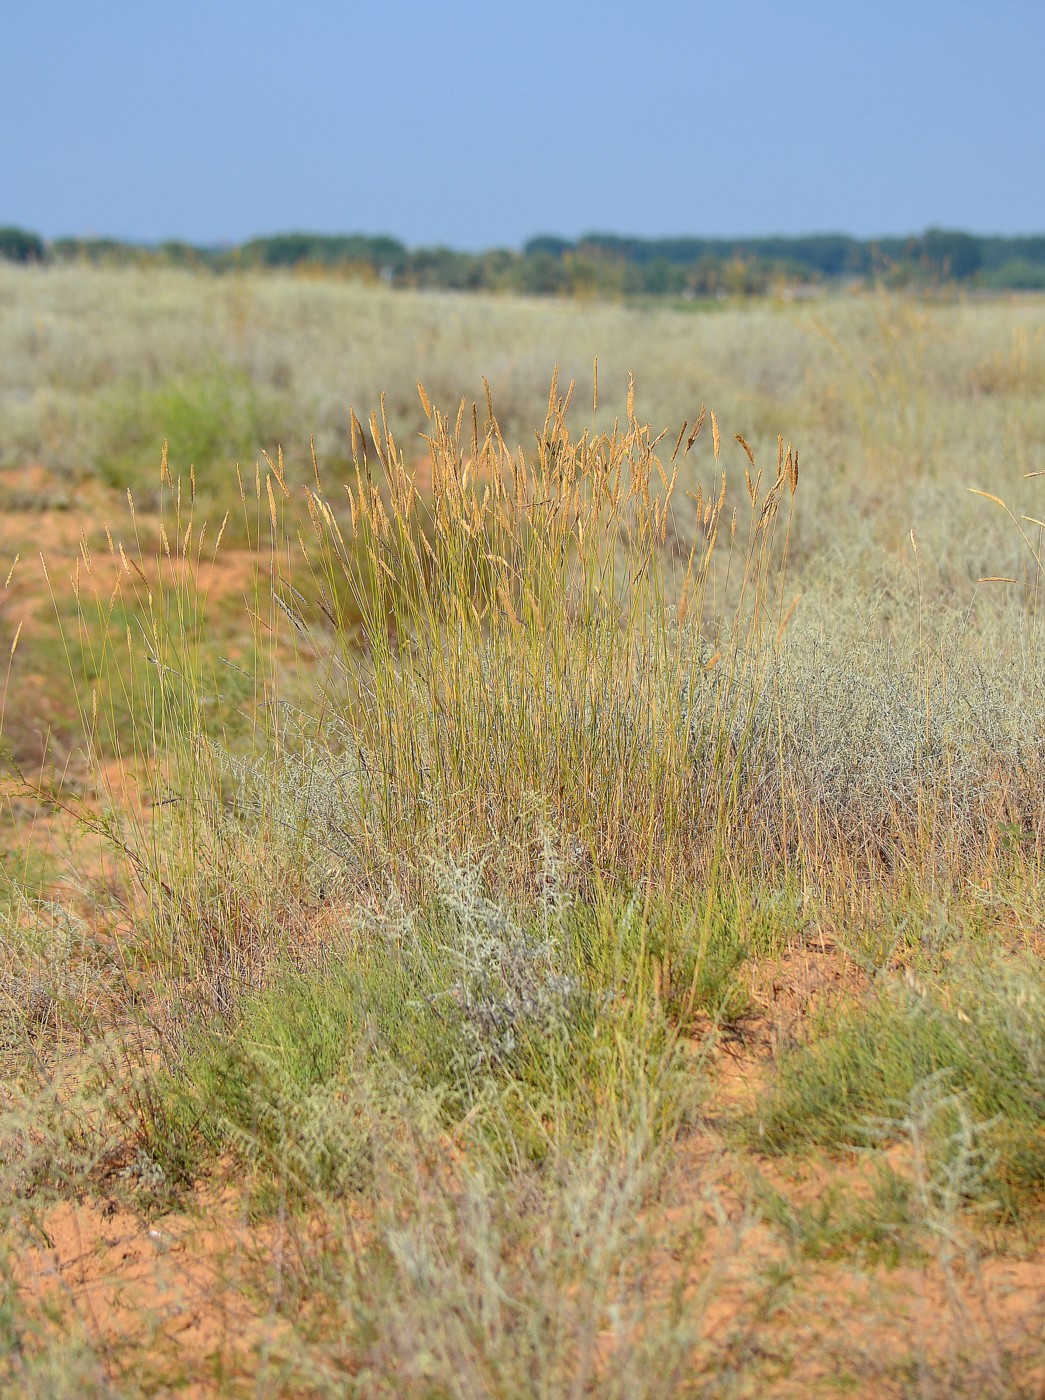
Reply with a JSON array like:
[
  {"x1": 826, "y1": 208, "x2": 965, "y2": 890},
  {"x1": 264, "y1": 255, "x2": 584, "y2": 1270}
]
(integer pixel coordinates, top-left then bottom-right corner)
[
  {"x1": 0, "y1": 1296, "x2": 115, "y2": 1400},
  {"x1": 288, "y1": 1132, "x2": 715, "y2": 1400},
  {"x1": 0, "y1": 895, "x2": 127, "y2": 1059},
  {"x1": 269, "y1": 375, "x2": 798, "y2": 904},
  {"x1": 153, "y1": 871, "x2": 698, "y2": 1203},
  {"x1": 755, "y1": 1169, "x2": 917, "y2": 1266},
  {"x1": 750, "y1": 953, "x2": 1045, "y2": 1215}
]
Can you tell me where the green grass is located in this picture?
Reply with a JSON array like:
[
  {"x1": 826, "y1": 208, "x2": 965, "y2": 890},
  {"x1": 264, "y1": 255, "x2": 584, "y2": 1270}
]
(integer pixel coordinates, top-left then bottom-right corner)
[
  {"x1": 146, "y1": 865, "x2": 773, "y2": 1206},
  {"x1": 754, "y1": 1170, "x2": 918, "y2": 1266},
  {"x1": 94, "y1": 363, "x2": 289, "y2": 511},
  {"x1": 749, "y1": 952, "x2": 1045, "y2": 1216}
]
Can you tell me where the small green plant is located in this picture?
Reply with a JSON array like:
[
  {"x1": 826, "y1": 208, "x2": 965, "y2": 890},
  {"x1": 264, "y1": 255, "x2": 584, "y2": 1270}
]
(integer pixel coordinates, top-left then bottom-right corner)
[
  {"x1": 756, "y1": 1170, "x2": 915, "y2": 1266},
  {"x1": 151, "y1": 871, "x2": 697, "y2": 1199},
  {"x1": 750, "y1": 954, "x2": 1045, "y2": 1215},
  {"x1": 95, "y1": 362, "x2": 289, "y2": 520}
]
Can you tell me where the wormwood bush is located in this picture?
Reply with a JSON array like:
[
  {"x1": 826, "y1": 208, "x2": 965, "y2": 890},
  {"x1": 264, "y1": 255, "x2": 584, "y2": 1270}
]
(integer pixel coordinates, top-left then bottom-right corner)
[
  {"x1": 0, "y1": 895, "x2": 125, "y2": 1055},
  {"x1": 434, "y1": 858, "x2": 582, "y2": 1075},
  {"x1": 207, "y1": 709, "x2": 367, "y2": 901},
  {"x1": 866, "y1": 1077, "x2": 1002, "y2": 1239},
  {"x1": 677, "y1": 576, "x2": 1045, "y2": 882},
  {"x1": 325, "y1": 1137, "x2": 714, "y2": 1400},
  {"x1": 748, "y1": 628, "x2": 1015, "y2": 866}
]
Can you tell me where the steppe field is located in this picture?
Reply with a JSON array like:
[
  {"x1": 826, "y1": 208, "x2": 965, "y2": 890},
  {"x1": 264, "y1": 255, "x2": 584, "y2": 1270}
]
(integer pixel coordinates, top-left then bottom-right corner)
[{"x1": 1, "y1": 263, "x2": 1044, "y2": 1398}]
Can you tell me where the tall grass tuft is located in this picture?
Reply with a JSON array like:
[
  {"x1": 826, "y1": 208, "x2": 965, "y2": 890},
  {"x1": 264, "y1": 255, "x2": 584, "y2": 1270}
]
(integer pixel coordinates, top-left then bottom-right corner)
[{"x1": 276, "y1": 377, "x2": 800, "y2": 913}]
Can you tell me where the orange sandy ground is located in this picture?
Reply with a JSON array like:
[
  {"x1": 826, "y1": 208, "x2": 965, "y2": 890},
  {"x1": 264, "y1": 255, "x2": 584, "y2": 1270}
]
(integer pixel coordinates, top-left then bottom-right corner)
[{"x1": 7, "y1": 941, "x2": 1043, "y2": 1397}]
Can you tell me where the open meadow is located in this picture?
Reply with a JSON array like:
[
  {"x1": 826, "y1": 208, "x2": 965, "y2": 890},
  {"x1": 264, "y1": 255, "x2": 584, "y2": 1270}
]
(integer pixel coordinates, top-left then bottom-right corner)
[{"x1": 0, "y1": 264, "x2": 1044, "y2": 1397}]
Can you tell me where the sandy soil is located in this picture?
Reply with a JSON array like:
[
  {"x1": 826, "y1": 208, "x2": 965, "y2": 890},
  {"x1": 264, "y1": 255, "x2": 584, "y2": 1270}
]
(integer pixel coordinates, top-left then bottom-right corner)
[{"x1": 11, "y1": 1034, "x2": 1043, "y2": 1397}]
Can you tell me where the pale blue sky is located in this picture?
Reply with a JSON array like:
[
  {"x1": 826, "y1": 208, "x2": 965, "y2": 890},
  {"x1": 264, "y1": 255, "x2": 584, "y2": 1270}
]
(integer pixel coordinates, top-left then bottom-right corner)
[{"x1": 4, "y1": 0, "x2": 1043, "y2": 247}]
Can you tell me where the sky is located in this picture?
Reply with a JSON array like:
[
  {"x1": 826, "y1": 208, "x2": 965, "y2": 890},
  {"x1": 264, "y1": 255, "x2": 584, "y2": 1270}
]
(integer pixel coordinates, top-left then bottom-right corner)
[{"x1": 3, "y1": 0, "x2": 1044, "y2": 249}]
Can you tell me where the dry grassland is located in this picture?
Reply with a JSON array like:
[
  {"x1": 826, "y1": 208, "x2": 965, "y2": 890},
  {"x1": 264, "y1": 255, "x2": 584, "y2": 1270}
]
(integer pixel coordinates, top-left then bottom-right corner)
[{"x1": 0, "y1": 265, "x2": 1043, "y2": 1397}]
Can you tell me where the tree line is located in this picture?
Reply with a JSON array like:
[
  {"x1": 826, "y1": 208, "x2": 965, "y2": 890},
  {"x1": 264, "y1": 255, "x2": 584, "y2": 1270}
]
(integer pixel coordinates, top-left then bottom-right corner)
[{"x1": 3, "y1": 225, "x2": 1044, "y2": 294}]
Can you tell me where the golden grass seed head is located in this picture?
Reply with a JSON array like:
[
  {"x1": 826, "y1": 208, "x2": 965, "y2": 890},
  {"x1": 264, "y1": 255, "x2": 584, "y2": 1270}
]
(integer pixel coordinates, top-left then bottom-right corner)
[
  {"x1": 686, "y1": 405, "x2": 707, "y2": 453},
  {"x1": 266, "y1": 475, "x2": 278, "y2": 533},
  {"x1": 672, "y1": 420, "x2": 688, "y2": 461},
  {"x1": 735, "y1": 433, "x2": 756, "y2": 470}
]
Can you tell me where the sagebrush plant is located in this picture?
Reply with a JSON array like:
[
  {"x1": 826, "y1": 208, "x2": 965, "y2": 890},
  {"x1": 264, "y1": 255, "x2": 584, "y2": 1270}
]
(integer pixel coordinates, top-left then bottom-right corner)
[
  {"x1": 433, "y1": 856, "x2": 583, "y2": 1074},
  {"x1": 154, "y1": 868, "x2": 700, "y2": 1195},
  {"x1": 290, "y1": 1127, "x2": 728, "y2": 1400},
  {"x1": 0, "y1": 895, "x2": 126, "y2": 1056}
]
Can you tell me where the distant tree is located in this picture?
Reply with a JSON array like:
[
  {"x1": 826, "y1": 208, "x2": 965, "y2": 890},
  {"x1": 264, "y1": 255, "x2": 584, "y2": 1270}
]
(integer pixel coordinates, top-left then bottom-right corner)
[
  {"x1": 687, "y1": 255, "x2": 725, "y2": 297},
  {"x1": 22, "y1": 224, "x2": 1045, "y2": 298},
  {"x1": 478, "y1": 248, "x2": 518, "y2": 290},
  {"x1": 723, "y1": 258, "x2": 767, "y2": 296},
  {"x1": 524, "y1": 235, "x2": 573, "y2": 258},
  {"x1": 641, "y1": 258, "x2": 686, "y2": 295},
  {"x1": 0, "y1": 226, "x2": 45, "y2": 263},
  {"x1": 646, "y1": 237, "x2": 714, "y2": 265},
  {"x1": 50, "y1": 238, "x2": 82, "y2": 262},
  {"x1": 982, "y1": 260, "x2": 1045, "y2": 291},
  {"x1": 920, "y1": 228, "x2": 982, "y2": 281},
  {"x1": 770, "y1": 235, "x2": 861, "y2": 277},
  {"x1": 561, "y1": 252, "x2": 603, "y2": 297},
  {"x1": 241, "y1": 233, "x2": 407, "y2": 273},
  {"x1": 577, "y1": 233, "x2": 642, "y2": 263},
  {"x1": 49, "y1": 237, "x2": 143, "y2": 266},
  {"x1": 979, "y1": 235, "x2": 1045, "y2": 272},
  {"x1": 159, "y1": 240, "x2": 207, "y2": 269},
  {"x1": 517, "y1": 250, "x2": 569, "y2": 295},
  {"x1": 401, "y1": 246, "x2": 487, "y2": 290}
]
